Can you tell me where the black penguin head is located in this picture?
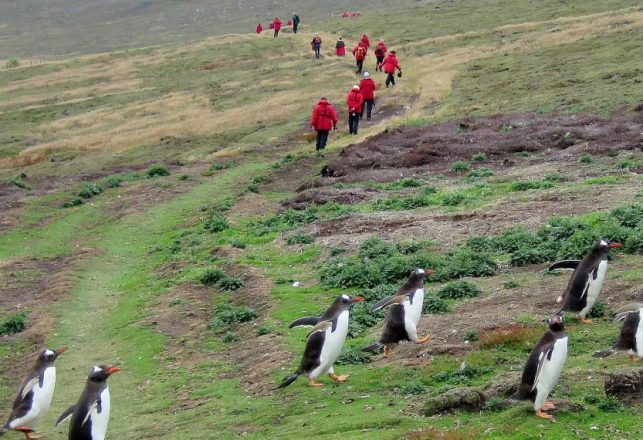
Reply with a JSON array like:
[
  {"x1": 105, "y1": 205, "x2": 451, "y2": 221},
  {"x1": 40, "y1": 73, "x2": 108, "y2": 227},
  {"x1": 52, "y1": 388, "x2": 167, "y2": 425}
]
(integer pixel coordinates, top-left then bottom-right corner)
[
  {"x1": 548, "y1": 314, "x2": 565, "y2": 332},
  {"x1": 410, "y1": 268, "x2": 434, "y2": 281},
  {"x1": 40, "y1": 347, "x2": 67, "y2": 363},
  {"x1": 88, "y1": 364, "x2": 122, "y2": 383}
]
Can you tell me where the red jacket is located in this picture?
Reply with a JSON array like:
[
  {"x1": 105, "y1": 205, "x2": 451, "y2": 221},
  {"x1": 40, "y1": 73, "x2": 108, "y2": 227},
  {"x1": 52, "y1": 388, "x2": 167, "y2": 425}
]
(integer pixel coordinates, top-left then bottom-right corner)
[
  {"x1": 380, "y1": 53, "x2": 400, "y2": 74},
  {"x1": 256, "y1": 24, "x2": 263, "y2": 33},
  {"x1": 359, "y1": 78, "x2": 376, "y2": 100},
  {"x1": 353, "y1": 45, "x2": 367, "y2": 61},
  {"x1": 347, "y1": 89, "x2": 364, "y2": 113},
  {"x1": 311, "y1": 99, "x2": 338, "y2": 131},
  {"x1": 360, "y1": 35, "x2": 370, "y2": 50},
  {"x1": 374, "y1": 42, "x2": 387, "y2": 57},
  {"x1": 273, "y1": 18, "x2": 282, "y2": 31}
]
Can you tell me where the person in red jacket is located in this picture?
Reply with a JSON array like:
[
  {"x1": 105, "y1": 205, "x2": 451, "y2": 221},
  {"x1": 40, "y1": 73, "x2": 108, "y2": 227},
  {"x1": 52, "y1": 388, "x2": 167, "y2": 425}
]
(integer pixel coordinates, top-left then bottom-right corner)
[
  {"x1": 360, "y1": 34, "x2": 370, "y2": 51},
  {"x1": 380, "y1": 50, "x2": 402, "y2": 87},
  {"x1": 352, "y1": 42, "x2": 367, "y2": 74},
  {"x1": 311, "y1": 97, "x2": 338, "y2": 151},
  {"x1": 335, "y1": 37, "x2": 346, "y2": 57},
  {"x1": 359, "y1": 72, "x2": 376, "y2": 120},
  {"x1": 272, "y1": 17, "x2": 282, "y2": 37},
  {"x1": 374, "y1": 39, "x2": 387, "y2": 71},
  {"x1": 347, "y1": 85, "x2": 364, "y2": 135},
  {"x1": 256, "y1": 23, "x2": 263, "y2": 34}
]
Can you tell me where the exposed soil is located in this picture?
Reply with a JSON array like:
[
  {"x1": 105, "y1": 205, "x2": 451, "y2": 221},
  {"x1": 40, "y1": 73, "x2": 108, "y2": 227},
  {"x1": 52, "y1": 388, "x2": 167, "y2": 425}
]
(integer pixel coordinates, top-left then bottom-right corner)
[
  {"x1": 323, "y1": 112, "x2": 643, "y2": 181},
  {"x1": 282, "y1": 187, "x2": 380, "y2": 210}
]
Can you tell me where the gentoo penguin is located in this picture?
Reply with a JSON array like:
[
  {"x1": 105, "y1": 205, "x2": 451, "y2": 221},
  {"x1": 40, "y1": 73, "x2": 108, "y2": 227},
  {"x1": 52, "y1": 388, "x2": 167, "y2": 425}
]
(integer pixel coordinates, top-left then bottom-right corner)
[
  {"x1": 55, "y1": 365, "x2": 121, "y2": 440},
  {"x1": 0, "y1": 347, "x2": 67, "y2": 440},
  {"x1": 512, "y1": 315, "x2": 568, "y2": 419},
  {"x1": 279, "y1": 294, "x2": 364, "y2": 388},
  {"x1": 549, "y1": 239, "x2": 622, "y2": 323},
  {"x1": 364, "y1": 268, "x2": 432, "y2": 358},
  {"x1": 594, "y1": 304, "x2": 643, "y2": 362}
]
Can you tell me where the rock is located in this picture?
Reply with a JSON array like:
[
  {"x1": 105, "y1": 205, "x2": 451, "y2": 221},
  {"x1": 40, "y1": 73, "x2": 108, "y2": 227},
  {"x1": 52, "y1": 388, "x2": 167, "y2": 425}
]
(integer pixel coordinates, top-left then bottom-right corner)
[
  {"x1": 422, "y1": 387, "x2": 485, "y2": 416},
  {"x1": 605, "y1": 368, "x2": 643, "y2": 406}
]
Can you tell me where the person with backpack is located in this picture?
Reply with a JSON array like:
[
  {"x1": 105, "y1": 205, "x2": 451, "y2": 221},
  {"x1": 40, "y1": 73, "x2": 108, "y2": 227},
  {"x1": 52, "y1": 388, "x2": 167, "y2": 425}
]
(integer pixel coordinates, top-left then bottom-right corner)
[
  {"x1": 272, "y1": 17, "x2": 282, "y2": 37},
  {"x1": 359, "y1": 72, "x2": 376, "y2": 120},
  {"x1": 311, "y1": 97, "x2": 338, "y2": 151},
  {"x1": 347, "y1": 85, "x2": 364, "y2": 135},
  {"x1": 311, "y1": 33, "x2": 322, "y2": 59},
  {"x1": 380, "y1": 50, "x2": 402, "y2": 87},
  {"x1": 256, "y1": 23, "x2": 263, "y2": 34},
  {"x1": 353, "y1": 42, "x2": 367, "y2": 74},
  {"x1": 335, "y1": 37, "x2": 346, "y2": 57},
  {"x1": 374, "y1": 39, "x2": 387, "y2": 71},
  {"x1": 292, "y1": 13, "x2": 300, "y2": 34},
  {"x1": 360, "y1": 34, "x2": 371, "y2": 52}
]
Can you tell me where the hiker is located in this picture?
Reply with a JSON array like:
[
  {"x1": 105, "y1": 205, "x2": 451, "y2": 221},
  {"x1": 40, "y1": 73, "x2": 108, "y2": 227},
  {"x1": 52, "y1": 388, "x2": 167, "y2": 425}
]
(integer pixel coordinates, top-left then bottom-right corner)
[
  {"x1": 374, "y1": 39, "x2": 387, "y2": 71},
  {"x1": 292, "y1": 13, "x2": 300, "y2": 34},
  {"x1": 347, "y1": 85, "x2": 364, "y2": 135},
  {"x1": 360, "y1": 34, "x2": 370, "y2": 51},
  {"x1": 335, "y1": 37, "x2": 346, "y2": 57},
  {"x1": 272, "y1": 17, "x2": 282, "y2": 37},
  {"x1": 311, "y1": 33, "x2": 322, "y2": 59},
  {"x1": 311, "y1": 97, "x2": 338, "y2": 151},
  {"x1": 287, "y1": 19, "x2": 292, "y2": 26},
  {"x1": 359, "y1": 72, "x2": 376, "y2": 120},
  {"x1": 256, "y1": 23, "x2": 263, "y2": 34},
  {"x1": 380, "y1": 50, "x2": 402, "y2": 87},
  {"x1": 353, "y1": 42, "x2": 367, "y2": 74}
]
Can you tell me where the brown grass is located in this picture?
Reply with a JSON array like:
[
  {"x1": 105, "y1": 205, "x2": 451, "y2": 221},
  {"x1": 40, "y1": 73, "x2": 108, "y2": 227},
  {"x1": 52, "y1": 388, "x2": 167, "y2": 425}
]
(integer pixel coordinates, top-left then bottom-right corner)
[{"x1": 478, "y1": 325, "x2": 542, "y2": 349}]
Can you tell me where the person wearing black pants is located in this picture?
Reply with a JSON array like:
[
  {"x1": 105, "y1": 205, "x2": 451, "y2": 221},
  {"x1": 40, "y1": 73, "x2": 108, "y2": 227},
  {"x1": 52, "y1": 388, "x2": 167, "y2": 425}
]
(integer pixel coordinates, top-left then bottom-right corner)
[
  {"x1": 292, "y1": 14, "x2": 300, "y2": 34},
  {"x1": 380, "y1": 50, "x2": 401, "y2": 88},
  {"x1": 347, "y1": 85, "x2": 364, "y2": 135},
  {"x1": 311, "y1": 97, "x2": 338, "y2": 151},
  {"x1": 316, "y1": 130, "x2": 329, "y2": 150}
]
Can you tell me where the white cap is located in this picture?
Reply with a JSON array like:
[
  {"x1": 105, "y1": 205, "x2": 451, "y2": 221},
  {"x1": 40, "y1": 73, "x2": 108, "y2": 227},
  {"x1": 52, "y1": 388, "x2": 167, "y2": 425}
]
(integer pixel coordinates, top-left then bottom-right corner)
[
  {"x1": 352, "y1": 85, "x2": 360, "y2": 90},
  {"x1": 363, "y1": 72, "x2": 370, "y2": 78}
]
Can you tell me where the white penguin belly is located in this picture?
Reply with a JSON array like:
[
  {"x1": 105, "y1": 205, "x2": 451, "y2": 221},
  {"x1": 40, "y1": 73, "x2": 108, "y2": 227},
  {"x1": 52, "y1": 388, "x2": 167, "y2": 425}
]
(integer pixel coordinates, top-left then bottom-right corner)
[
  {"x1": 311, "y1": 311, "x2": 349, "y2": 378},
  {"x1": 635, "y1": 310, "x2": 643, "y2": 357},
  {"x1": 580, "y1": 260, "x2": 607, "y2": 316},
  {"x1": 90, "y1": 387, "x2": 111, "y2": 440},
  {"x1": 10, "y1": 367, "x2": 56, "y2": 429},
  {"x1": 403, "y1": 289, "x2": 424, "y2": 341},
  {"x1": 534, "y1": 337, "x2": 568, "y2": 410}
]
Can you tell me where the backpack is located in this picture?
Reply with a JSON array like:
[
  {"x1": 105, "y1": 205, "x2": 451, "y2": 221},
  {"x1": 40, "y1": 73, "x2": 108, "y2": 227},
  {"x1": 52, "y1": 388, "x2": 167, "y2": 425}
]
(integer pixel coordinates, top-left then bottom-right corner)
[
  {"x1": 356, "y1": 47, "x2": 365, "y2": 58},
  {"x1": 375, "y1": 46, "x2": 384, "y2": 57}
]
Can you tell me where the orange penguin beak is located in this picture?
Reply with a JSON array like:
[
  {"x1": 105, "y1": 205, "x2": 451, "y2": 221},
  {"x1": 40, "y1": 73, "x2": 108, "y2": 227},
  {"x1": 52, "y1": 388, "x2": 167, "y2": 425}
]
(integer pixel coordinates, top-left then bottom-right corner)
[
  {"x1": 106, "y1": 365, "x2": 122, "y2": 375},
  {"x1": 608, "y1": 243, "x2": 623, "y2": 248},
  {"x1": 55, "y1": 347, "x2": 68, "y2": 355},
  {"x1": 425, "y1": 269, "x2": 436, "y2": 275},
  {"x1": 351, "y1": 296, "x2": 365, "y2": 302}
]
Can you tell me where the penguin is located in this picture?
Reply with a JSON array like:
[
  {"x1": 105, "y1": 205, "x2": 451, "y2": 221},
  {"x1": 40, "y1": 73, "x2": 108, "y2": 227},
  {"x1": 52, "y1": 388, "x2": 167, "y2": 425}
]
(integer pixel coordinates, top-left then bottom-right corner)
[
  {"x1": 278, "y1": 294, "x2": 364, "y2": 388},
  {"x1": 55, "y1": 365, "x2": 121, "y2": 440},
  {"x1": 549, "y1": 239, "x2": 622, "y2": 323},
  {"x1": 363, "y1": 268, "x2": 432, "y2": 358},
  {"x1": 0, "y1": 347, "x2": 67, "y2": 440},
  {"x1": 511, "y1": 314, "x2": 568, "y2": 419},
  {"x1": 593, "y1": 303, "x2": 643, "y2": 362}
]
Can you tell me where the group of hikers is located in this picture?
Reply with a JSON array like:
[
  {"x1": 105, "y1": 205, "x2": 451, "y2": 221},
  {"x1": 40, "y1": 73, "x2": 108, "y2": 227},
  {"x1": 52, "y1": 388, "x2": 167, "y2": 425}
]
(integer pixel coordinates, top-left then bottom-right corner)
[
  {"x1": 256, "y1": 13, "x2": 300, "y2": 37},
  {"x1": 255, "y1": 14, "x2": 403, "y2": 152}
]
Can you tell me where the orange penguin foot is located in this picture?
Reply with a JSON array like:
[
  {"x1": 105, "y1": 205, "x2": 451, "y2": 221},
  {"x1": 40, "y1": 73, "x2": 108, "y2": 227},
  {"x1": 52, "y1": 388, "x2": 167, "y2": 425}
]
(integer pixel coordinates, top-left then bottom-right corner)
[
  {"x1": 328, "y1": 373, "x2": 349, "y2": 383},
  {"x1": 15, "y1": 428, "x2": 43, "y2": 440},
  {"x1": 415, "y1": 335, "x2": 432, "y2": 344},
  {"x1": 542, "y1": 401, "x2": 556, "y2": 410},
  {"x1": 580, "y1": 317, "x2": 593, "y2": 324},
  {"x1": 535, "y1": 409, "x2": 553, "y2": 420},
  {"x1": 308, "y1": 379, "x2": 324, "y2": 387},
  {"x1": 383, "y1": 345, "x2": 390, "y2": 358},
  {"x1": 629, "y1": 355, "x2": 641, "y2": 362}
]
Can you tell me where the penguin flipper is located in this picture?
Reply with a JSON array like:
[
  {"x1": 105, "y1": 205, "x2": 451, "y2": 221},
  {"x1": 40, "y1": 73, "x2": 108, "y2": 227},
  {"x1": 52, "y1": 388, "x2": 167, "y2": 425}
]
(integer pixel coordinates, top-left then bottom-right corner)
[
  {"x1": 55, "y1": 405, "x2": 76, "y2": 426},
  {"x1": 531, "y1": 343, "x2": 555, "y2": 392},
  {"x1": 548, "y1": 260, "x2": 581, "y2": 271},
  {"x1": 307, "y1": 320, "x2": 332, "y2": 337},
  {"x1": 289, "y1": 316, "x2": 320, "y2": 329},
  {"x1": 371, "y1": 294, "x2": 407, "y2": 313}
]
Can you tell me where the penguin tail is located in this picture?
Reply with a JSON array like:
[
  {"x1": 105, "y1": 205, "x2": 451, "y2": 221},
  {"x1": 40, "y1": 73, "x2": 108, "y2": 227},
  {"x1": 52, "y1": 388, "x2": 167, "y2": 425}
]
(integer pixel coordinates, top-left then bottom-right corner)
[
  {"x1": 593, "y1": 348, "x2": 617, "y2": 358},
  {"x1": 277, "y1": 373, "x2": 300, "y2": 389},
  {"x1": 362, "y1": 342, "x2": 383, "y2": 353}
]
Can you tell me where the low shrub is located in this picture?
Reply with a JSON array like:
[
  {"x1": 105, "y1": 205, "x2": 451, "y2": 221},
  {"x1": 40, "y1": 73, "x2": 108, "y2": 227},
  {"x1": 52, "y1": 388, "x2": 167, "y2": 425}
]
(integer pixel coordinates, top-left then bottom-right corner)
[
  {"x1": 579, "y1": 154, "x2": 593, "y2": 164},
  {"x1": 62, "y1": 198, "x2": 84, "y2": 208},
  {"x1": 146, "y1": 165, "x2": 170, "y2": 177},
  {"x1": 624, "y1": 227, "x2": 643, "y2": 253},
  {"x1": 359, "y1": 238, "x2": 397, "y2": 259},
  {"x1": 399, "y1": 379, "x2": 430, "y2": 395},
  {"x1": 106, "y1": 175, "x2": 122, "y2": 188},
  {"x1": 199, "y1": 268, "x2": 227, "y2": 286},
  {"x1": 210, "y1": 162, "x2": 233, "y2": 171},
  {"x1": 596, "y1": 397, "x2": 622, "y2": 412},
  {"x1": 615, "y1": 159, "x2": 643, "y2": 172},
  {"x1": 348, "y1": 302, "x2": 382, "y2": 338},
  {"x1": 286, "y1": 234, "x2": 315, "y2": 245},
  {"x1": 503, "y1": 280, "x2": 519, "y2": 289},
  {"x1": 388, "y1": 177, "x2": 425, "y2": 189},
  {"x1": 246, "y1": 183, "x2": 260, "y2": 193},
  {"x1": 510, "y1": 180, "x2": 554, "y2": 191},
  {"x1": 256, "y1": 324, "x2": 274, "y2": 336},
  {"x1": 423, "y1": 295, "x2": 450, "y2": 314},
  {"x1": 472, "y1": 153, "x2": 486, "y2": 161},
  {"x1": 222, "y1": 332, "x2": 240, "y2": 343},
  {"x1": 450, "y1": 161, "x2": 470, "y2": 172},
  {"x1": 208, "y1": 304, "x2": 258, "y2": 332},
  {"x1": 229, "y1": 239, "x2": 246, "y2": 249},
  {"x1": 9, "y1": 178, "x2": 31, "y2": 190},
  {"x1": 336, "y1": 346, "x2": 372, "y2": 365},
  {"x1": 216, "y1": 276, "x2": 245, "y2": 291},
  {"x1": 77, "y1": 183, "x2": 103, "y2": 199},
  {"x1": 0, "y1": 313, "x2": 28, "y2": 336},
  {"x1": 467, "y1": 167, "x2": 494, "y2": 179},
  {"x1": 463, "y1": 330, "x2": 479, "y2": 342},
  {"x1": 587, "y1": 301, "x2": 607, "y2": 319},
  {"x1": 203, "y1": 216, "x2": 229, "y2": 233},
  {"x1": 431, "y1": 365, "x2": 491, "y2": 385},
  {"x1": 436, "y1": 281, "x2": 481, "y2": 300},
  {"x1": 441, "y1": 192, "x2": 467, "y2": 206}
]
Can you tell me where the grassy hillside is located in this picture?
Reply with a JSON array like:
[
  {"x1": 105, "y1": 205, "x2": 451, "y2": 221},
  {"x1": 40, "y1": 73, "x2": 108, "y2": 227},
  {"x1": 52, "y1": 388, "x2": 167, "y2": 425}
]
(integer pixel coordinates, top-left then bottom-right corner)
[{"x1": 1, "y1": 1, "x2": 642, "y2": 439}]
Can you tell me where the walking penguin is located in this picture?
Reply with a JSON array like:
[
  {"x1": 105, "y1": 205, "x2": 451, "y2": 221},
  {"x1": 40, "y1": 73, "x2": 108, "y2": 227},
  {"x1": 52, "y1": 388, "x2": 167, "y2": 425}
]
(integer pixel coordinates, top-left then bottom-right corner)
[
  {"x1": 594, "y1": 303, "x2": 643, "y2": 362},
  {"x1": 278, "y1": 294, "x2": 364, "y2": 388},
  {"x1": 512, "y1": 314, "x2": 568, "y2": 419},
  {"x1": 0, "y1": 348, "x2": 67, "y2": 440},
  {"x1": 549, "y1": 239, "x2": 622, "y2": 323},
  {"x1": 364, "y1": 268, "x2": 433, "y2": 358},
  {"x1": 55, "y1": 365, "x2": 121, "y2": 440}
]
